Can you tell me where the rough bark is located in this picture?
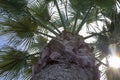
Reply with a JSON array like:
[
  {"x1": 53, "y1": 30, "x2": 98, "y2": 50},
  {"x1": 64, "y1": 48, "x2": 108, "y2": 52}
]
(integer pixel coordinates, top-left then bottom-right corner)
[
  {"x1": 31, "y1": 63, "x2": 94, "y2": 80},
  {"x1": 31, "y1": 31, "x2": 100, "y2": 80}
]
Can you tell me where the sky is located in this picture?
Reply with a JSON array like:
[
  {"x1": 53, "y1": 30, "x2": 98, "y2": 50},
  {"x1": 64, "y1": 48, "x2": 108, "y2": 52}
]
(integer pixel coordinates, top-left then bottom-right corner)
[
  {"x1": 0, "y1": 36, "x2": 7, "y2": 49},
  {"x1": 0, "y1": 37, "x2": 6, "y2": 80}
]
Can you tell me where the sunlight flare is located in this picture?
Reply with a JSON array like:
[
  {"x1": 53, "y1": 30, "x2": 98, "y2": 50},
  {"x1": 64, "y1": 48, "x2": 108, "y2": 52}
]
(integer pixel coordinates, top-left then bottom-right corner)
[
  {"x1": 109, "y1": 56, "x2": 120, "y2": 68},
  {"x1": 108, "y1": 44, "x2": 120, "y2": 68}
]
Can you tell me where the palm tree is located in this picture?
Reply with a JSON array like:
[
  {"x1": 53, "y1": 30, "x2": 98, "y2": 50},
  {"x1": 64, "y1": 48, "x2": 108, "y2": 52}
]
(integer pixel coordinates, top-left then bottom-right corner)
[{"x1": 0, "y1": 0, "x2": 119, "y2": 80}]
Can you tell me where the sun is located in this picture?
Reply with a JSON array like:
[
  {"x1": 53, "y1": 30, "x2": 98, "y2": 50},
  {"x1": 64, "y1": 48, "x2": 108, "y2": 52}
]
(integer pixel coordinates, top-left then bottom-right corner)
[
  {"x1": 108, "y1": 44, "x2": 120, "y2": 68},
  {"x1": 109, "y1": 56, "x2": 120, "y2": 68}
]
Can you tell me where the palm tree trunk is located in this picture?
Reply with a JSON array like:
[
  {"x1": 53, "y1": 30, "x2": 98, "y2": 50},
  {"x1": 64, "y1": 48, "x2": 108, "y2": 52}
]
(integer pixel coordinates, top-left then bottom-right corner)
[
  {"x1": 31, "y1": 31, "x2": 100, "y2": 80},
  {"x1": 31, "y1": 63, "x2": 98, "y2": 80}
]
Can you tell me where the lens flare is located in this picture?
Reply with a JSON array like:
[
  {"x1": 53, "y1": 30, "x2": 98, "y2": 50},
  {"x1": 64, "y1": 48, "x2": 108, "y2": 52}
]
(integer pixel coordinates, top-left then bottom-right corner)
[
  {"x1": 108, "y1": 44, "x2": 120, "y2": 68},
  {"x1": 109, "y1": 56, "x2": 120, "y2": 68}
]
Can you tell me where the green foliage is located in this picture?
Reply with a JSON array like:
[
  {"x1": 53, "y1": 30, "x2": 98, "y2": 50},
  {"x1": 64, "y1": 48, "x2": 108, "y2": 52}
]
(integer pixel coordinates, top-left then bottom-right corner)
[
  {"x1": 28, "y1": 35, "x2": 48, "y2": 53},
  {"x1": 0, "y1": 50, "x2": 27, "y2": 71},
  {"x1": 0, "y1": 16, "x2": 37, "y2": 38},
  {"x1": 94, "y1": 0, "x2": 116, "y2": 10},
  {"x1": 85, "y1": 7, "x2": 101, "y2": 24},
  {"x1": 29, "y1": 1, "x2": 50, "y2": 23},
  {"x1": 0, "y1": 47, "x2": 30, "y2": 80},
  {"x1": 69, "y1": 0, "x2": 93, "y2": 13},
  {"x1": 0, "y1": 0, "x2": 120, "y2": 80},
  {"x1": 0, "y1": 0, "x2": 27, "y2": 14}
]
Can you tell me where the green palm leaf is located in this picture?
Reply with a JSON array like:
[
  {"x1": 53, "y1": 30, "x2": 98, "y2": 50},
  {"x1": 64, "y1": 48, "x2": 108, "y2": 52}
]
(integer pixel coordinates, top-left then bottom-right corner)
[
  {"x1": 27, "y1": 35, "x2": 48, "y2": 54},
  {"x1": 0, "y1": 46, "x2": 41, "y2": 80},
  {"x1": 0, "y1": 47, "x2": 30, "y2": 80},
  {"x1": 0, "y1": 0, "x2": 27, "y2": 15},
  {"x1": 0, "y1": 14, "x2": 39, "y2": 51},
  {"x1": 69, "y1": 0, "x2": 93, "y2": 13},
  {"x1": 0, "y1": 0, "x2": 120, "y2": 80},
  {"x1": 94, "y1": 0, "x2": 116, "y2": 9},
  {"x1": 29, "y1": 1, "x2": 50, "y2": 23},
  {"x1": 0, "y1": 16, "x2": 37, "y2": 38}
]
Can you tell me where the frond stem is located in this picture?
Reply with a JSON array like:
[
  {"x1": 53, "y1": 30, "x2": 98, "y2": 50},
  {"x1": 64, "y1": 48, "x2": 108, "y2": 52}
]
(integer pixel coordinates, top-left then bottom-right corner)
[
  {"x1": 84, "y1": 31, "x2": 108, "y2": 40},
  {"x1": 49, "y1": 22, "x2": 61, "y2": 34},
  {"x1": 64, "y1": 0, "x2": 69, "y2": 25},
  {"x1": 26, "y1": 52, "x2": 41, "y2": 58},
  {"x1": 26, "y1": 8, "x2": 59, "y2": 36},
  {"x1": 72, "y1": 10, "x2": 79, "y2": 33},
  {"x1": 76, "y1": 5, "x2": 93, "y2": 34},
  {"x1": 54, "y1": 0, "x2": 66, "y2": 30},
  {"x1": 35, "y1": 31, "x2": 55, "y2": 38}
]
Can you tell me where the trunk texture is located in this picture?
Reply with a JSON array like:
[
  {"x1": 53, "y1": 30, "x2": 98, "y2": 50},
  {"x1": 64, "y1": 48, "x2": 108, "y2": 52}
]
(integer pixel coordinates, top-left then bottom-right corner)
[
  {"x1": 31, "y1": 64, "x2": 94, "y2": 80},
  {"x1": 31, "y1": 31, "x2": 99, "y2": 80}
]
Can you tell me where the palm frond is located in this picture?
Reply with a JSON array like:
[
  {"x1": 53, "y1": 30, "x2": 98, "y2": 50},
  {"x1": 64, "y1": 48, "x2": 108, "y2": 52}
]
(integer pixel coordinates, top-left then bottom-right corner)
[
  {"x1": 0, "y1": 14, "x2": 39, "y2": 51},
  {"x1": 94, "y1": 0, "x2": 116, "y2": 10},
  {"x1": 0, "y1": 0, "x2": 27, "y2": 15},
  {"x1": 0, "y1": 0, "x2": 120, "y2": 80},
  {"x1": 0, "y1": 47, "x2": 31, "y2": 80},
  {"x1": 27, "y1": 35, "x2": 48, "y2": 54},
  {"x1": 69, "y1": 0, "x2": 93, "y2": 13},
  {"x1": 54, "y1": 0, "x2": 67, "y2": 30},
  {"x1": 0, "y1": 15, "x2": 37, "y2": 38},
  {"x1": 0, "y1": 46, "x2": 42, "y2": 80},
  {"x1": 76, "y1": 5, "x2": 93, "y2": 34},
  {"x1": 29, "y1": 1, "x2": 50, "y2": 23}
]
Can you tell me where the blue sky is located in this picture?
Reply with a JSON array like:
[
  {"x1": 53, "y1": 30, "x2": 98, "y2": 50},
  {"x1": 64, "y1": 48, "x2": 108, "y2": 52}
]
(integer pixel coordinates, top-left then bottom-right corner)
[
  {"x1": 0, "y1": 38, "x2": 6, "y2": 80},
  {"x1": 0, "y1": 36, "x2": 7, "y2": 49}
]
